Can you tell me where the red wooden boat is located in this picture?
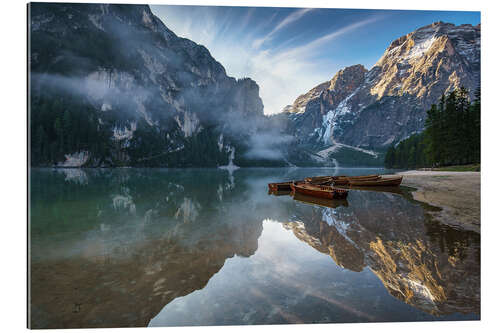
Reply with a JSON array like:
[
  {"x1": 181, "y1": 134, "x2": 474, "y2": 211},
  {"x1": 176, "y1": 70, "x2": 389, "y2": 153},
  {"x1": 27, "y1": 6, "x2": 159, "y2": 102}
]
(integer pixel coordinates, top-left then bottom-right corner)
[
  {"x1": 304, "y1": 176, "x2": 334, "y2": 185},
  {"x1": 332, "y1": 174, "x2": 380, "y2": 185},
  {"x1": 291, "y1": 182, "x2": 348, "y2": 200},
  {"x1": 268, "y1": 189, "x2": 293, "y2": 196}
]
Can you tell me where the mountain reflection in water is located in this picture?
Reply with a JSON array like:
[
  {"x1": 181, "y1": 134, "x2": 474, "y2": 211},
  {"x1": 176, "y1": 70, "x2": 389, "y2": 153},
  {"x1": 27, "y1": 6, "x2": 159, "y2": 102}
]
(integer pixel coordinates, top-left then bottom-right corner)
[{"x1": 29, "y1": 168, "x2": 479, "y2": 328}]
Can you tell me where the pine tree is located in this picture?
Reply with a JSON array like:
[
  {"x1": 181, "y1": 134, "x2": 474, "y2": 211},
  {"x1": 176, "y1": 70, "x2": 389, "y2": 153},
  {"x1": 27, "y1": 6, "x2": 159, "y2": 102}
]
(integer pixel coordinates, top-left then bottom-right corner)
[
  {"x1": 384, "y1": 87, "x2": 480, "y2": 169},
  {"x1": 471, "y1": 87, "x2": 481, "y2": 163},
  {"x1": 34, "y1": 125, "x2": 46, "y2": 164},
  {"x1": 54, "y1": 117, "x2": 63, "y2": 157}
]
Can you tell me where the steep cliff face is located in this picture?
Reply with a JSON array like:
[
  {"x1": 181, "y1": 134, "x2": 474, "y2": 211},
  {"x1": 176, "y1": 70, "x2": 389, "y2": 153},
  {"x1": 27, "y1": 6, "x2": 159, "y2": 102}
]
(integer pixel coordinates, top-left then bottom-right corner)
[
  {"x1": 287, "y1": 64, "x2": 368, "y2": 145},
  {"x1": 29, "y1": 3, "x2": 270, "y2": 167},
  {"x1": 285, "y1": 22, "x2": 480, "y2": 156}
]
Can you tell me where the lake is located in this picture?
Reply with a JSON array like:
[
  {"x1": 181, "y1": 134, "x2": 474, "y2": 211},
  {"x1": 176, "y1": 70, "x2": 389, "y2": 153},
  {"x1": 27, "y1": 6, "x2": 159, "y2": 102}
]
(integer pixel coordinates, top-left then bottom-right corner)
[{"x1": 29, "y1": 167, "x2": 480, "y2": 328}]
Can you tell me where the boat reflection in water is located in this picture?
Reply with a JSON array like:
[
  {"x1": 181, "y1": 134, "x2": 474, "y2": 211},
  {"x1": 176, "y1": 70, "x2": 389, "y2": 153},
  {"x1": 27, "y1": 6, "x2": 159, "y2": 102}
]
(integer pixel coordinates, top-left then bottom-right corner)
[
  {"x1": 282, "y1": 189, "x2": 479, "y2": 316},
  {"x1": 292, "y1": 192, "x2": 349, "y2": 209},
  {"x1": 29, "y1": 168, "x2": 479, "y2": 328}
]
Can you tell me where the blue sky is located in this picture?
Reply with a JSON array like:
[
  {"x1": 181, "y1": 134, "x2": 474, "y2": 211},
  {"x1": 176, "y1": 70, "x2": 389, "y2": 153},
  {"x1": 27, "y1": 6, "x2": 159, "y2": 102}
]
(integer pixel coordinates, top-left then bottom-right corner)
[{"x1": 151, "y1": 5, "x2": 480, "y2": 114}]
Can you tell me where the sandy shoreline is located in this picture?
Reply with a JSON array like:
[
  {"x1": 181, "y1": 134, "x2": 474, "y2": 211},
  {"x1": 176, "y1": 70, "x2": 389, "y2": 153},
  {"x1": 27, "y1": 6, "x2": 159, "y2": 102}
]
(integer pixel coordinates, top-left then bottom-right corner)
[{"x1": 397, "y1": 170, "x2": 480, "y2": 233}]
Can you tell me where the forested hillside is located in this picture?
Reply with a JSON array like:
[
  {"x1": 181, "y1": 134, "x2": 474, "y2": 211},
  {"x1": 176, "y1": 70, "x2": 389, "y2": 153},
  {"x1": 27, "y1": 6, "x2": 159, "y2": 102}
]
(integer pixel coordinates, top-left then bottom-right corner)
[{"x1": 384, "y1": 88, "x2": 480, "y2": 169}]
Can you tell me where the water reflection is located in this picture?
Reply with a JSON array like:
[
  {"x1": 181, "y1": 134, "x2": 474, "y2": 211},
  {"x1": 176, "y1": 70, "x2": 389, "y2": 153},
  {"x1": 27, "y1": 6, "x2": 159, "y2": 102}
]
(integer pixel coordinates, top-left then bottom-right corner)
[
  {"x1": 29, "y1": 168, "x2": 479, "y2": 328},
  {"x1": 283, "y1": 189, "x2": 480, "y2": 316}
]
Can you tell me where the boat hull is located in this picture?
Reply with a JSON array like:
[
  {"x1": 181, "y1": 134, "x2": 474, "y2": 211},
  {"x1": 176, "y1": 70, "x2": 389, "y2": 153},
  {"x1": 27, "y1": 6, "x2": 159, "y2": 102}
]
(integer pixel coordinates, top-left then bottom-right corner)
[
  {"x1": 268, "y1": 181, "x2": 292, "y2": 191},
  {"x1": 305, "y1": 175, "x2": 381, "y2": 186},
  {"x1": 332, "y1": 174, "x2": 380, "y2": 185},
  {"x1": 291, "y1": 183, "x2": 348, "y2": 200},
  {"x1": 304, "y1": 176, "x2": 333, "y2": 185}
]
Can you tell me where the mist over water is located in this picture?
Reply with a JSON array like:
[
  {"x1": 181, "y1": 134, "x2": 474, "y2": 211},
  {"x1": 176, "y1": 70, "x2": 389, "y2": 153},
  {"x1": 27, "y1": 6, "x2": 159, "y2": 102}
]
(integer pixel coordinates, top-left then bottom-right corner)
[{"x1": 29, "y1": 168, "x2": 479, "y2": 328}]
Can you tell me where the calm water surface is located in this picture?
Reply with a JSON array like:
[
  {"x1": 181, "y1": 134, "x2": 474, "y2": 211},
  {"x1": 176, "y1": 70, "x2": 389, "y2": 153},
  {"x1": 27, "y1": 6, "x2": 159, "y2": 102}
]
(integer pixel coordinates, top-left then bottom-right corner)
[{"x1": 29, "y1": 168, "x2": 480, "y2": 328}]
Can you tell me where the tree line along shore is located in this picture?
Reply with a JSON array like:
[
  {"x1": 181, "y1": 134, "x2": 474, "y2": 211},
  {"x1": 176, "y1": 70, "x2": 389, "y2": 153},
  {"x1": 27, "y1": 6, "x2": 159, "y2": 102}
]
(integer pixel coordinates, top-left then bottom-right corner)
[{"x1": 385, "y1": 88, "x2": 480, "y2": 170}]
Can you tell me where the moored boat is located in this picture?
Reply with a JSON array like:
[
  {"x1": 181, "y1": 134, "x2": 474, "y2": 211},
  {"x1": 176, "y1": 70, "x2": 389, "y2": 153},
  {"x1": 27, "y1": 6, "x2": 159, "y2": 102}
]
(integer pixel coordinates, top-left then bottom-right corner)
[
  {"x1": 291, "y1": 182, "x2": 348, "y2": 200},
  {"x1": 348, "y1": 175, "x2": 403, "y2": 186},
  {"x1": 306, "y1": 174, "x2": 380, "y2": 186},
  {"x1": 268, "y1": 189, "x2": 292, "y2": 196},
  {"x1": 268, "y1": 181, "x2": 293, "y2": 191},
  {"x1": 304, "y1": 176, "x2": 334, "y2": 185},
  {"x1": 332, "y1": 174, "x2": 380, "y2": 185}
]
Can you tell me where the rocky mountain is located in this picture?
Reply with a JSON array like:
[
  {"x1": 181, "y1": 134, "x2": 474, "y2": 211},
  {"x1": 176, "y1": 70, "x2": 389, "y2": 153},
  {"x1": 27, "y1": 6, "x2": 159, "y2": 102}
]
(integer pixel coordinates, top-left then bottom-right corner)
[
  {"x1": 30, "y1": 5, "x2": 480, "y2": 168},
  {"x1": 29, "y1": 3, "x2": 291, "y2": 167},
  {"x1": 284, "y1": 22, "x2": 480, "y2": 164}
]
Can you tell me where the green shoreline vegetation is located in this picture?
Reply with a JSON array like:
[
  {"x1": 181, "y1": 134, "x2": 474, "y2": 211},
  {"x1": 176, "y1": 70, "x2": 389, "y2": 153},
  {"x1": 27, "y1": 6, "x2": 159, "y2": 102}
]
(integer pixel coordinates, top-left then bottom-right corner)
[
  {"x1": 427, "y1": 164, "x2": 480, "y2": 172},
  {"x1": 384, "y1": 88, "x2": 480, "y2": 170}
]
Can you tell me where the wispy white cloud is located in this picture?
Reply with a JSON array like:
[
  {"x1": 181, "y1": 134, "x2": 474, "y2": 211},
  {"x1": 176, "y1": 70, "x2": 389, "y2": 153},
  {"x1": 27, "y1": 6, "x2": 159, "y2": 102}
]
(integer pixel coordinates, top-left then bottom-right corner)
[
  {"x1": 151, "y1": 6, "x2": 381, "y2": 114},
  {"x1": 275, "y1": 17, "x2": 381, "y2": 60},
  {"x1": 252, "y1": 8, "x2": 315, "y2": 49}
]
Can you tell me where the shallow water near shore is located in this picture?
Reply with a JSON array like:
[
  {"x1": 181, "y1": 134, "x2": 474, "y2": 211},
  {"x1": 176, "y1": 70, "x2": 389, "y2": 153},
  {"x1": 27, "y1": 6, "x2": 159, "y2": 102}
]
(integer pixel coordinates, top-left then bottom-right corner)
[{"x1": 29, "y1": 167, "x2": 480, "y2": 328}]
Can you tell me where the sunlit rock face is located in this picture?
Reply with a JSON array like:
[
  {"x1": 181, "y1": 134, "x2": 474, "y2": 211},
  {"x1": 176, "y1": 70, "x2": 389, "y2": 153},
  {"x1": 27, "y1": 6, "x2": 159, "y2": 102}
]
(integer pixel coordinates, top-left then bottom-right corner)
[
  {"x1": 285, "y1": 22, "x2": 480, "y2": 150},
  {"x1": 286, "y1": 190, "x2": 480, "y2": 316},
  {"x1": 29, "y1": 3, "x2": 266, "y2": 167}
]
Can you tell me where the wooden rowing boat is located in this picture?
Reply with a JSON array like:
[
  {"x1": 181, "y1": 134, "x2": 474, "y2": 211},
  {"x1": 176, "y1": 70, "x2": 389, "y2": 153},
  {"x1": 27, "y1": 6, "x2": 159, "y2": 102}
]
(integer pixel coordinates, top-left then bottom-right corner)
[
  {"x1": 306, "y1": 174, "x2": 380, "y2": 186},
  {"x1": 268, "y1": 189, "x2": 292, "y2": 196},
  {"x1": 268, "y1": 181, "x2": 293, "y2": 191},
  {"x1": 332, "y1": 174, "x2": 380, "y2": 185},
  {"x1": 304, "y1": 176, "x2": 334, "y2": 185},
  {"x1": 348, "y1": 175, "x2": 403, "y2": 186},
  {"x1": 291, "y1": 182, "x2": 348, "y2": 200}
]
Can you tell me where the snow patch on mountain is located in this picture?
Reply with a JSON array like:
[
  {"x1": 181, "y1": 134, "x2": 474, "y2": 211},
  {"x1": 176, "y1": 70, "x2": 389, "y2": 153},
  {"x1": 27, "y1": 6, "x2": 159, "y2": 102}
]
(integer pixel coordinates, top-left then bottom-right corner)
[
  {"x1": 101, "y1": 103, "x2": 112, "y2": 111},
  {"x1": 408, "y1": 36, "x2": 437, "y2": 59},
  {"x1": 113, "y1": 121, "x2": 137, "y2": 141},
  {"x1": 321, "y1": 111, "x2": 336, "y2": 144},
  {"x1": 58, "y1": 151, "x2": 90, "y2": 167},
  {"x1": 320, "y1": 87, "x2": 361, "y2": 144}
]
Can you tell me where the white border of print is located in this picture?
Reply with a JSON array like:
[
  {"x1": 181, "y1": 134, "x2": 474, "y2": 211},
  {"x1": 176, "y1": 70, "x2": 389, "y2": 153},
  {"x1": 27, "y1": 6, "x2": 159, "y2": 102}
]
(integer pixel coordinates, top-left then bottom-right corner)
[{"x1": 1, "y1": 0, "x2": 498, "y2": 333}]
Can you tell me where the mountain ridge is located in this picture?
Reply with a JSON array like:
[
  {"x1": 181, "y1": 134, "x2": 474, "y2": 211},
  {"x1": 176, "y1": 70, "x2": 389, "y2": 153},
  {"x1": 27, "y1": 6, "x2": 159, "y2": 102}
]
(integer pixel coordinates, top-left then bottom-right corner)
[
  {"x1": 283, "y1": 21, "x2": 480, "y2": 163},
  {"x1": 30, "y1": 3, "x2": 288, "y2": 168}
]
